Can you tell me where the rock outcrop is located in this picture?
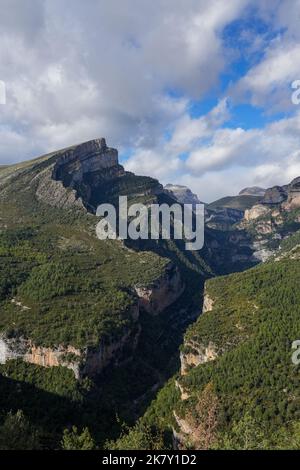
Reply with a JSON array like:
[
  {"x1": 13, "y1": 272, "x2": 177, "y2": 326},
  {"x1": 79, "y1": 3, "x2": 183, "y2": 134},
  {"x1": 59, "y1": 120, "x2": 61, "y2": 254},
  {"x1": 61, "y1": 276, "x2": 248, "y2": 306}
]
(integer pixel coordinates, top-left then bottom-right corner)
[
  {"x1": 205, "y1": 207, "x2": 244, "y2": 230},
  {"x1": 0, "y1": 305, "x2": 140, "y2": 379},
  {"x1": 244, "y1": 204, "x2": 270, "y2": 221},
  {"x1": 0, "y1": 261, "x2": 184, "y2": 378},
  {"x1": 240, "y1": 177, "x2": 300, "y2": 244},
  {"x1": 180, "y1": 290, "x2": 217, "y2": 375},
  {"x1": 180, "y1": 340, "x2": 217, "y2": 375},
  {"x1": 135, "y1": 262, "x2": 184, "y2": 315},
  {"x1": 203, "y1": 292, "x2": 214, "y2": 312},
  {"x1": 239, "y1": 186, "x2": 266, "y2": 197},
  {"x1": 35, "y1": 139, "x2": 124, "y2": 212}
]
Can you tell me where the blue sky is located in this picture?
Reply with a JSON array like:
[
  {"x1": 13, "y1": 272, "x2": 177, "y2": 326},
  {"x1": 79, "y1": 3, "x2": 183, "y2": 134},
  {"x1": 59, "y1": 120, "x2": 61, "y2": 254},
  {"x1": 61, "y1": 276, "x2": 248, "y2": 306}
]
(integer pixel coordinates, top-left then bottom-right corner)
[{"x1": 1, "y1": 0, "x2": 300, "y2": 201}]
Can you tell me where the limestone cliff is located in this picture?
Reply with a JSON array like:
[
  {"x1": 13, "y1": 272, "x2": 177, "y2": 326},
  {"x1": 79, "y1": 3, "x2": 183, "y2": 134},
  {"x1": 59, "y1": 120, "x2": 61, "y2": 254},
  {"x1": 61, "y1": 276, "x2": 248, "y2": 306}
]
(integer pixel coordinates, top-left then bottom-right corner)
[
  {"x1": 237, "y1": 176, "x2": 300, "y2": 264},
  {"x1": 0, "y1": 305, "x2": 140, "y2": 379},
  {"x1": 134, "y1": 262, "x2": 184, "y2": 315},
  {"x1": 243, "y1": 176, "x2": 300, "y2": 225},
  {"x1": 180, "y1": 290, "x2": 217, "y2": 375},
  {"x1": 180, "y1": 340, "x2": 217, "y2": 375},
  {"x1": 0, "y1": 261, "x2": 184, "y2": 378}
]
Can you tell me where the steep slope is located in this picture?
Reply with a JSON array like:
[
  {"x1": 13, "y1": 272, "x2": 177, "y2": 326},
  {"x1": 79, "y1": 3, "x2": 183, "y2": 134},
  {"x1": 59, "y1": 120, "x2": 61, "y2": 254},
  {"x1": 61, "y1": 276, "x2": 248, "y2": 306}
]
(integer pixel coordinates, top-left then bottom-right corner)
[
  {"x1": 238, "y1": 177, "x2": 300, "y2": 262},
  {"x1": 0, "y1": 138, "x2": 214, "y2": 448},
  {"x1": 0, "y1": 140, "x2": 183, "y2": 378},
  {"x1": 208, "y1": 194, "x2": 262, "y2": 211},
  {"x1": 121, "y1": 238, "x2": 300, "y2": 450},
  {"x1": 206, "y1": 195, "x2": 262, "y2": 231},
  {"x1": 164, "y1": 184, "x2": 202, "y2": 205}
]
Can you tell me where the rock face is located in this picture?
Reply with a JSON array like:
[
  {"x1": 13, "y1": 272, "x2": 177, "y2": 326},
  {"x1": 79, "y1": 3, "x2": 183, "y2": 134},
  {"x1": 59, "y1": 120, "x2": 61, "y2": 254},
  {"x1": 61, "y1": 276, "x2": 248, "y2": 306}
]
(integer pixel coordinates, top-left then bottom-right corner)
[
  {"x1": 37, "y1": 138, "x2": 124, "y2": 212},
  {"x1": 52, "y1": 139, "x2": 122, "y2": 187},
  {"x1": 0, "y1": 305, "x2": 140, "y2": 379},
  {"x1": 180, "y1": 341, "x2": 217, "y2": 375},
  {"x1": 81, "y1": 324, "x2": 141, "y2": 377},
  {"x1": 239, "y1": 186, "x2": 266, "y2": 197},
  {"x1": 0, "y1": 262, "x2": 184, "y2": 378},
  {"x1": 285, "y1": 177, "x2": 300, "y2": 209},
  {"x1": 180, "y1": 342, "x2": 217, "y2": 376},
  {"x1": 205, "y1": 207, "x2": 244, "y2": 230},
  {"x1": 258, "y1": 178, "x2": 300, "y2": 208},
  {"x1": 135, "y1": 263, "x2": 184, "y2": 315},
  {"x1": 36, "y1": 167, "x2": 86, "y2": 210},
  {"x1": 203, "y1": 292, "x2": 214, "y2": 312},
  {"x1": 240, "y1": 176, "x2": 300, "y2": 240},
  {"x1": 34, "y1": 138, "x2": 164, "y2": 213},
  {"x1": 262, "y1": 185, "x2": 288, "y2": 205},
  {"x1": 0, "y1": 335, "x2": 81, "y2": 378},
  {"x1": 164, "y1": 184, "x2": 202, "y2": 206},
  {"x1": 244, "y1": 204, "x2": 270, "y2": 221},
  {"x1": 52, "y1": 138, "x2": 120, "y2": 183},
  {"x1": 34, "y1": 139, "x2": 123, "y2": 211},
  {"x1": 180, "y1": 290, "x2": 217, "y2": 375}
]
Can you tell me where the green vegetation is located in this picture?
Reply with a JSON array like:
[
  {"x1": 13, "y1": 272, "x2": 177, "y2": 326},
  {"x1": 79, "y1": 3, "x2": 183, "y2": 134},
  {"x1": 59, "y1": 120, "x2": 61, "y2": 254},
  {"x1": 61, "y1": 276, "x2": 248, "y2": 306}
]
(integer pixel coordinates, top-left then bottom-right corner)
[
  {"x1": 1, "y1": 146, "x2": 299, "y2": 450},
  {"x1": 112, "y1": 255, "x2": 300, "y2": 449},
  {"x1": 0, "y1": 148, "x2": 213, "y2": 449},
  {"x1": 0, "y1": 213, "x2": 169, "y2": 348},
  {"x1": 208, "y1": 195, "x2": 261, "y2": 211},
  {"x1": 0, "y1": 410, "x2": 41, "y2": 450},
  {"x1": 62, "y1": 426, "x2": 96, "y2": 450}
]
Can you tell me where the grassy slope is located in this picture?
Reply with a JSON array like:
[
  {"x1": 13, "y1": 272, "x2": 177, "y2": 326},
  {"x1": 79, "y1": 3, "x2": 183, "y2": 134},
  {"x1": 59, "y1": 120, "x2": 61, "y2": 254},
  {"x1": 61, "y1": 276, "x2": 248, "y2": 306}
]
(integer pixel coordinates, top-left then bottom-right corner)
[{"x1": 208, "y1": 195, "x2": 261, "y2": 211}]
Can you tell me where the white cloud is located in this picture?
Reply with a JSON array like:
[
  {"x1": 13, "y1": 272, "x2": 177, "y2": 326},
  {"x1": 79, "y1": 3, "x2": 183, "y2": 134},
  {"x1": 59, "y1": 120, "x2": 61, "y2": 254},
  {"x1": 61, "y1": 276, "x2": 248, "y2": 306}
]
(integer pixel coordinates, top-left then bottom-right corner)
[
  {"x1": 0, "y1": 0, "x2": 248, "y2": 164},
  {"x1": 234, "y1": 40, "x2": 300, "y2": 110},
  {"x1": 127, "y1": 105, "x2": 300, "y2": 202},
  {"x1": 1, "y1": 0, "x2": 300, "y2": 203}
]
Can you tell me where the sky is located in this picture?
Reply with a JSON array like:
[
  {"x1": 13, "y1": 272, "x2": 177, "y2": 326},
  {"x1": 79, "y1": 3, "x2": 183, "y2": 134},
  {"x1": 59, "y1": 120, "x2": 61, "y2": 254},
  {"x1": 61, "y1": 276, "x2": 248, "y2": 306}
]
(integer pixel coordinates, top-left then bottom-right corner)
[{"x1": 0, "y1": 0, "x2": 300, "y2": 201}]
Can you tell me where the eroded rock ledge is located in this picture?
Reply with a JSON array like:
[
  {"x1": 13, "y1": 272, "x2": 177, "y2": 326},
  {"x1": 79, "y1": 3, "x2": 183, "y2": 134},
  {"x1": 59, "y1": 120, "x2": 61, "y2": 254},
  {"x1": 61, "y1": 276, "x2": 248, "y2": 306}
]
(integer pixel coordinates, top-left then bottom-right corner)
[
  {"x1": 0, "y1": 304, "x2": 140, "y2": 380},
  {"x1": 35, "y1": 138, "x2": 124, "y2": 211},
  {"x1": 179, "y1": 290, "x2": 217, "y2": 376},
  {"x1": 0, "y1": 262, "x2": 184, "y2": 379},
  {"x1": 135, "y1": 263, "x2": 184, "y2": 315}
]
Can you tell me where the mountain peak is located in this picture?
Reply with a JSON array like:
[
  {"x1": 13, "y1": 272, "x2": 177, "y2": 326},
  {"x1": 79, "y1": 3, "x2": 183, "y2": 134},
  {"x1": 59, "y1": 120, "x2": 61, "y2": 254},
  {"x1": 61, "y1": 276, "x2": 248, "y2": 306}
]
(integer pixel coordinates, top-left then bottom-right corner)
[
  {"x1": 164, "y1": 184, "x2": 202, "y2": 205},
  {"x1": 52, "y1": 138, "x2": 119, "y2": 182},
  {"x1": 239, "y1": 186, "x2": 266, "y2": 197}
]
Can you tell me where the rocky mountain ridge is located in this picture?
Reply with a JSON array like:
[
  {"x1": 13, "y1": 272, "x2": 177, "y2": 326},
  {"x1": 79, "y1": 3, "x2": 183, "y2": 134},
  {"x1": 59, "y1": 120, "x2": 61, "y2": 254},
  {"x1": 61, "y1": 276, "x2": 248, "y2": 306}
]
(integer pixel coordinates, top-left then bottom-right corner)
[
  {"x1": 164, "y1": 184, "x2": 202, "y2": 206},
  {"x1": 1, "y1": 138, "x2": 300, "y2": 449}
]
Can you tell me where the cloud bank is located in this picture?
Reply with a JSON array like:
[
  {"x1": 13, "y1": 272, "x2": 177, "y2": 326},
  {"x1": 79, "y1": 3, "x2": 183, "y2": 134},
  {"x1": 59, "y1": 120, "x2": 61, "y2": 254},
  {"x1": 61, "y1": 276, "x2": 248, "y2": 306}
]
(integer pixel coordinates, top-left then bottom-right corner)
[{"x1": 0, "y1": 0, "x2": 300, "y2": 201}]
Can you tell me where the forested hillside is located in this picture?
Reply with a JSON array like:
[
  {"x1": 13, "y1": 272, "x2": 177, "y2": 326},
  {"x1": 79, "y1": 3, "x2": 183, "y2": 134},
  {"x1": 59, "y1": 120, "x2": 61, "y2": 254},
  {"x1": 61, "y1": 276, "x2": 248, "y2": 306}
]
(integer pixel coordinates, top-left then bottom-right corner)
[{"x1": 115, "y1": 241, "x2": 300, "y2": 449}]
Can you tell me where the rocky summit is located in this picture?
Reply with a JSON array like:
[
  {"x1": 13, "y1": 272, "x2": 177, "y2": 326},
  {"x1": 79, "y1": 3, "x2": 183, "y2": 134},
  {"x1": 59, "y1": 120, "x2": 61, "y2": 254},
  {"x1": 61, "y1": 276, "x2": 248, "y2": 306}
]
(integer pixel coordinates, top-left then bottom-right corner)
[
  {"x1": 239, "y1": 186, "x2": 266, "y2": 197},
  {"x1": 164, "y1": 184, "x2": 202, "y2": 205}
]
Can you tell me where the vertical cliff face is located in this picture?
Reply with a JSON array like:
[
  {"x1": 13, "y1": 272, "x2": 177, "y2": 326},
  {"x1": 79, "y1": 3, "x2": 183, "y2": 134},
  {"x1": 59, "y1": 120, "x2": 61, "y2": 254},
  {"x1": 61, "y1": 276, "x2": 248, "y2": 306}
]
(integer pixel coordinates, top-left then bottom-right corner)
[
  {"x1": 134, "y1": 263, "x2": 185, "y2": 315},
  {"x1": 52, "y1": 138, "x2": 120, "y2": 183},
  {"x1": 52, "y1": 139, "x2": 124, "y2": 203},
  {"x1": 0, "y1": 305, "x2": 140, "y2": 379},
  {"x1": 0, "y1": 262, "x2": 185, "y2": 379},
  {"x1": 81, "y1": 323, "x2": 141, "y2": 377},
  {"x1": 34, "y1": 137, "x2": 164, "y2": 213},
  {"x1": 179, "y1": 290, "x2": 217, "y2": 376},
  {"x1": 35, "y1": 138, "x2": 125, "y2": 211}
]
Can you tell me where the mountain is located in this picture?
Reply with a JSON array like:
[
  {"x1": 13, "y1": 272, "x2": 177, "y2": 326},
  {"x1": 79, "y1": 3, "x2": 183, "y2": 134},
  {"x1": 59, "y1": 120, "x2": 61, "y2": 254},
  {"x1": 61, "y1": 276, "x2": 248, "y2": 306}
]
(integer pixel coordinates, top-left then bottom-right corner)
[
  {"x1": 0, "y1": 139, "x2": 299, "y2": 450},
  {"x1": 208, "y1": 194, "x2": 262, "y2": 212},
  {"x1": 164, "y1": 184, "x2": 202, "y2": 205},
  {"x1": 239, "y1": 186, "x2": 266, "y2": 197},
  {"x1": 238, "y1": 177, "x2": 300, "y2": 261},
  {"x1": 0, "y1": 138, "x2": 217, "y2": 448},
  {"x1": 113, "y1": 230, "x2": 300, "y2": 450}
]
